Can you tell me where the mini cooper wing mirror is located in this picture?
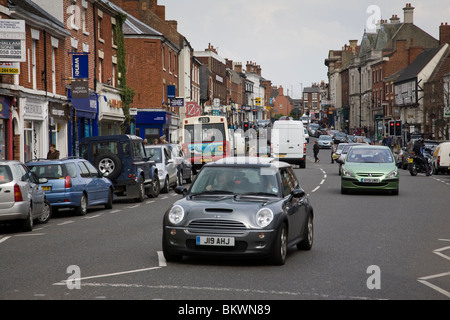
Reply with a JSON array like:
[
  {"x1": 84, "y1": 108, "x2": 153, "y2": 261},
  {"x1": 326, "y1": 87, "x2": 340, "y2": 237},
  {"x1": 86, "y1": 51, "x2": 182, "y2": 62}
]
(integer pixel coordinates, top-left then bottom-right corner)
[
  {"x1": 291, "y1": 188, "x2": 306, "y2": 198},
  {"x1": 174, "y1": 186, "x2": 188, "y2": 197}
]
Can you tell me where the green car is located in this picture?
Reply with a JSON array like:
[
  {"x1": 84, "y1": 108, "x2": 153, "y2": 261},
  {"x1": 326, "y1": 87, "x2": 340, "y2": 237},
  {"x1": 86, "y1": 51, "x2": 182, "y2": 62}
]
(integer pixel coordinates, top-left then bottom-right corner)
[{"x1": 340, "y1": 145, "x2": 399, "y2": 195}]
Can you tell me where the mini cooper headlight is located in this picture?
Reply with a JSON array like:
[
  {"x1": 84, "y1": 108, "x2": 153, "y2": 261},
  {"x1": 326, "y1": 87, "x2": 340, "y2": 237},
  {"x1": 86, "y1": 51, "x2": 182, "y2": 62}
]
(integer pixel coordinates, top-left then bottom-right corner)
[
  {"x1": 168, "y1": 205, "x2": 185, "y2": 225},
  {"x1": 256, "y1": 208, "x2": 274, "y2": 228}
]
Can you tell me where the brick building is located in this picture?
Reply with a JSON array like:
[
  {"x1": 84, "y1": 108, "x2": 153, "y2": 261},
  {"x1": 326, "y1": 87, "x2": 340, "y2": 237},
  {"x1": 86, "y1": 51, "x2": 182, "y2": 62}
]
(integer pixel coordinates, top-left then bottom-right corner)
[
  {"x1": 423, "y1": 23, "x2": 450, "y2": 140},
  {"x1": 0, "y1": 0, "x2": 70, "y2": 161}
]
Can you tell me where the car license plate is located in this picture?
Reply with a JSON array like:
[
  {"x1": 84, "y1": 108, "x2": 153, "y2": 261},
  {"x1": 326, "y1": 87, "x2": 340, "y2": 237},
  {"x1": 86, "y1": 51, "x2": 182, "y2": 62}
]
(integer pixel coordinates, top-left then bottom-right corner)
[
  {"x1": 408, "y1": 158, "x2": 414, "y2": 164},
  {"x1": 42, "y1": 186, "x2": 52, "y2": 191},
  {"x1": 361, "y1": 178, "x2": 380, "y2": 183},
  {"x1": 196, "y1": 236, "x2": 235, "y2": 247}
]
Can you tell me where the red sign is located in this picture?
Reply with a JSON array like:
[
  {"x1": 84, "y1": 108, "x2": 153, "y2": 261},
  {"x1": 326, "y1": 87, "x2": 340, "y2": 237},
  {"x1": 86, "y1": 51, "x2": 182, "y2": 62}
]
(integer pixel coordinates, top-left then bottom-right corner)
[{"x1": 186, "y1": 102, "x2": 201, "y2": 118}]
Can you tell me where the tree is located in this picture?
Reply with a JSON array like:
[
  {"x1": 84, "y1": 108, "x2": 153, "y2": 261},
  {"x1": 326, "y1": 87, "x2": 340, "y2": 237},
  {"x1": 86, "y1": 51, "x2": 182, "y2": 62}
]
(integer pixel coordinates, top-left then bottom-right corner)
[{"x1": 115, "y1": 12, "x2": 136, "y2": 134}]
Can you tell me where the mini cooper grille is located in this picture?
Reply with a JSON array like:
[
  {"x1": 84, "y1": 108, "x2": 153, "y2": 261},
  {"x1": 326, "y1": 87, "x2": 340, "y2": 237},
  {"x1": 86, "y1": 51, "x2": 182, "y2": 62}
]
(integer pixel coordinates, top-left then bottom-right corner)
[{"x1": 188, "y1": 219, "x2": 247, "y2": 231}]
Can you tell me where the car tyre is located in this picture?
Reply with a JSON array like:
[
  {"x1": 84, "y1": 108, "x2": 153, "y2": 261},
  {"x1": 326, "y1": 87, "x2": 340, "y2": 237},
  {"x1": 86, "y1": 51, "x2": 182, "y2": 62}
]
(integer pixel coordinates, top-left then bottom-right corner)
[
  {"x1": 162, "y1": 234, "x2": 183, "y2": 262},
  {"x1": 271, "y1": 223, "x2": 288, "y2": 266},
  {"x1": 148, "y1": 176, "x2": 160, "y2": 198},
  {"x1": 22, "y1": 206, "x2": 33, "y2": 232},
  {"x1": 37, "y1": 199, "x2": 52, "y2": 224},
  {"x1": 186, "y1": 169, "x2": 193, "y2": 183},
  {"x1": 134, "y1": 178, "x2": 145, "y2": 203},
  {"x1": 105, "y1": 189, "x2": 113, "y2": 209},
  {"x1": 75, "y1": 194, "x2": 87, "y2": 216},
  {"x1": 161, "y1": 176, "x2": 170, "y2": 193},
  {"x1": 297, "y1": 213, "x2": 313, "y2": 251},
  {"x1": 94, "y1": 152, "x2": 122, "y2": 180}
]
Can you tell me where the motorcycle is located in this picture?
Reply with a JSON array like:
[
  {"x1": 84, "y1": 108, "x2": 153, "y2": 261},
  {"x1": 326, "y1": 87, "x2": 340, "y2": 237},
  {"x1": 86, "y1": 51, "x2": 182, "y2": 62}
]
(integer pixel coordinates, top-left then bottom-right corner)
[{"x1": 408, "y1": 148, "x2": 432, "y2": 176}]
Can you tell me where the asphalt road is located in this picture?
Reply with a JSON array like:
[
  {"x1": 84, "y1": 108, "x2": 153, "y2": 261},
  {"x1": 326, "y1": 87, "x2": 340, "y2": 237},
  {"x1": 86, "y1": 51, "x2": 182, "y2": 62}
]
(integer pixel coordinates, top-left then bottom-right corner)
[{"x1": 1, "y1": 139, "x2": 449, "y2": 302}]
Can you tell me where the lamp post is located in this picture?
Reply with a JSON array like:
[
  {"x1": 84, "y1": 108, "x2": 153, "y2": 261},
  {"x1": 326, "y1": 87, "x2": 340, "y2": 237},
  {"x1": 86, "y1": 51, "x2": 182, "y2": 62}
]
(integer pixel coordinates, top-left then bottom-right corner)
[{"x1": 358, "y1": 66, "x2": 362, "y2": 131}]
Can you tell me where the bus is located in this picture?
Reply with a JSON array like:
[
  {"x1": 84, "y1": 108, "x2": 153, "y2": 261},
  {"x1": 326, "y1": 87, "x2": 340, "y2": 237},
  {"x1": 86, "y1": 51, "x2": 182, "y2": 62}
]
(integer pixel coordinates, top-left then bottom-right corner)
[{"x1": 181, "y1": 116, "x2": 231, "y2": 174}]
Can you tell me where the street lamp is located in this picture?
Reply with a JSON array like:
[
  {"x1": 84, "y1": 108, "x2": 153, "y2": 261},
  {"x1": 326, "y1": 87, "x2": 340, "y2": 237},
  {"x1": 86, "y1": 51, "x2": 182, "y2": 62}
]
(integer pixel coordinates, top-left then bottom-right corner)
[{"x1": 358, "y1": 66, "x2": 362, "y2": 130}]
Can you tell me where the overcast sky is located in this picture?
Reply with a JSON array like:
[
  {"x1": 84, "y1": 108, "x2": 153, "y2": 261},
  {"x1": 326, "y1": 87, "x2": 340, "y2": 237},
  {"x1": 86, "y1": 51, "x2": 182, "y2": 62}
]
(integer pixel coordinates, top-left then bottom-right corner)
[{"x1": 162, "y1": 0, "x2": 450, "y2": 99}]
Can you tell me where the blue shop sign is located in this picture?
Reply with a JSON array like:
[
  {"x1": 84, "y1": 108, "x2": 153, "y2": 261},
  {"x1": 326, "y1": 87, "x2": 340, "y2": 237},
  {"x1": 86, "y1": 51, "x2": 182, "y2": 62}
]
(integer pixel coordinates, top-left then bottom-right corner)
[
  {"x1": 0, "y1": 96, "x2": 10, "y2": 119},
  {"x1": 71, "y1": 91, "x2": 97, "y2": 119},
  {"x1": 72, "y1": 54, "x2": 89, "y2": 79},
  {"x1": 136, "y1": 111, "x2": 171, "y2": 125}
]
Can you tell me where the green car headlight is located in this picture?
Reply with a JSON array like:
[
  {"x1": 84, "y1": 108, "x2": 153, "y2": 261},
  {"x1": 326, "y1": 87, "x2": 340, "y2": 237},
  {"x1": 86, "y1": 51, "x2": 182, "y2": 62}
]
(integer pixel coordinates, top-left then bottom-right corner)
[
  {"x1": 342, "y1": 168, "x2": 355, "y2": 178},
  {"x1": 386, "y1": 168, "x2": 398, "y2": 179}
]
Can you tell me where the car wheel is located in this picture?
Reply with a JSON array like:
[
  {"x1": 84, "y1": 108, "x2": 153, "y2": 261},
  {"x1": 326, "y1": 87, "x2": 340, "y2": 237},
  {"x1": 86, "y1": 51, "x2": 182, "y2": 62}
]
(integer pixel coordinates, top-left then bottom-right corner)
[
  {"x1": 162, "y1": 233, "x2": 183, "y2": 262},
  {"x1": 148, "y1": 175, "x2": 160, "y2": 198},
  {"x1": 94, "y1": 153, "x2": 122, "y2": 180},
  {"x1": 297, "y1": 213, "x2": 313, "y2": 251},
  {"x1": 22, "y1": 206, "x2": 33, "y2": 232},
  {"x1": 105, "y1": 189, "x2": 113, "y2": 209},
  {"x1": 271, "y1": 223, "x2": 288, "y2": 266},
  {"x1": 186, "y1": 169, "x2": 193, "y2": 184},
  {"x1": 161, "y1": 176, "x2": 169, "y2": 193},
  {"x1": 37, "y1": 199, "x2": 52, "y2": 224},
  {"x1": 178, "y1": 171, "x2": 183, "y2": 186},
  {"x1": 341, "y1": 186, "x2": 348, "y2": 194},
  {"x1": 75, "y1": 194, "x2": 87, "y2": 216},
  {"x1": 134, "y1": 178, "x2": 145, "y2": 203}
]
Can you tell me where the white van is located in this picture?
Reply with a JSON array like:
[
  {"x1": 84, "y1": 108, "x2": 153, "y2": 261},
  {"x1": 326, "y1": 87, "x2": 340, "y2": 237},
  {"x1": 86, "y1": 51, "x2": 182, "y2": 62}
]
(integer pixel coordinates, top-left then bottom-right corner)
[
  {"x1": 271, "y1": 120, "x2": 307, "y2": 168},
  {"x1": 432, "y1": 142, "x2": 450, "y2": 174}
]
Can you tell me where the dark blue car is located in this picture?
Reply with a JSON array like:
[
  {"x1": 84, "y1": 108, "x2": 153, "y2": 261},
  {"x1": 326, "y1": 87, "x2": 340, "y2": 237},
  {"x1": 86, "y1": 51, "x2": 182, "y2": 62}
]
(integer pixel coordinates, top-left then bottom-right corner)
[{"x1": 27, "y1": 158, "x2": 114, "y2": 215}]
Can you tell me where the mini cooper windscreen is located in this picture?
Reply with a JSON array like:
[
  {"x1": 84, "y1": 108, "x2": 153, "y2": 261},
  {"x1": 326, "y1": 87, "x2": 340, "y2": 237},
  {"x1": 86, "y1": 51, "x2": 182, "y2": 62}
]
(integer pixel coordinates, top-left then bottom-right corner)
[{"x1": 190, "y1": 167, "x2": 279, "y2": 197}]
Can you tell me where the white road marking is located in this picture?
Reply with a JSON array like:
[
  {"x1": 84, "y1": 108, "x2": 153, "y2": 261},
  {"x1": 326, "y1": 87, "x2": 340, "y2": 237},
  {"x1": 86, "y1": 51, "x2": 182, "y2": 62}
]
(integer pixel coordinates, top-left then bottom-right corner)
[
  {"x1": 418, "y1": 272, "x2": 450, "y2": 299},
  {"x1": 53, "y1": 266, "x2": 162, "y2": 286},
  {"x1": 14, "y1": 233, "x2": 45, "y2": 237},
  {"x1": 57, "y1": 221, "x2": 75, "y2": 226},
  {"x1": 312, "y1": 186, "x2": 320, "y2": 193},
  {"x1": 0, "y1": 236, "x2": 11, "y2": 244},
  {"x1": 127, "y1": 205, "x2": 141, "y2": 209},
  {"x1": 157, "y1": 251, "x2": 167, "y2": 267},
  {"x1": 84, "y1": 214, "x2": 102, "y2": 219},
  {"x1": 70, "y1": 282, "x2": 386, "y2": 300}
]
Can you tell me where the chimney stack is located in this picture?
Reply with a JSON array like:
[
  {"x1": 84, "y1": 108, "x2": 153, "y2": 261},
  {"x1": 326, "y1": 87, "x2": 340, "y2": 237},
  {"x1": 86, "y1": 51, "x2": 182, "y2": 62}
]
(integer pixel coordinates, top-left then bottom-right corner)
[
  {"x1": 440, "y1": 22, "x2": 450, "y2": 45},
  {"x1": 403, "y1": 3, "x2": 415, "y2": 24},
  {"x1": 390, "y1": 14, "x2": 400, "y2": 24}
]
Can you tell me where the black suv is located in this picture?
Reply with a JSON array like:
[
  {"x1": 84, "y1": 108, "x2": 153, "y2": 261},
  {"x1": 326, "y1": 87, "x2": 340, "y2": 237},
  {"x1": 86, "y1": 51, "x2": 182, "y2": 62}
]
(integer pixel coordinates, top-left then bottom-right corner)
[{"x1": 80, "y1": 135, "x2": 160, "y2": 201}]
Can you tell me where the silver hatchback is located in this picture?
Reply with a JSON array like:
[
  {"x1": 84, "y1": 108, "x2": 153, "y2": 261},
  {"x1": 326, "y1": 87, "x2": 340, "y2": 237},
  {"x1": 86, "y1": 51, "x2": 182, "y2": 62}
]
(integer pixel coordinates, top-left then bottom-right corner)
[{"x1": 0, "y1": 161, "x2": 51, "y2": 231}]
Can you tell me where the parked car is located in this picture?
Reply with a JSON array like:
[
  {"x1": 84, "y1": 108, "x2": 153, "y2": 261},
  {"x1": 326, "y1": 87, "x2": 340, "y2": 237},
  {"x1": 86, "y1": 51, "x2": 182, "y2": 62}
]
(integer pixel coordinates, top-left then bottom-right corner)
[
  {"x1": 332, "y1": 132, "x2": 347, "y2": 145},
  {"x1": 340, "y1": 145, "x2": 399, "y2": 195},
  {"x1": 27, "y1": 158, "x2": 114, "y2": 216},
  {"x1": 0, "y1": 160, "x2": 50, "y2": 231},
  {"x1": 432, "y1": 141, "x2": 450, "y2": 175},
  {"x1": 145, "y1": 145, "x2": 178, "y2": 193},
  {"x1": 163, "y1": 157, "x2": 314, "y2": 265},
  {"x1": 318, "y1": 135, "x2": 333, "y2": 148},
  {"x1": 80, "y1": 135, "x2": 160, "y2": 201},
  {"x1": 166, "y1": 144, "x2": 193, "y2": 185}
]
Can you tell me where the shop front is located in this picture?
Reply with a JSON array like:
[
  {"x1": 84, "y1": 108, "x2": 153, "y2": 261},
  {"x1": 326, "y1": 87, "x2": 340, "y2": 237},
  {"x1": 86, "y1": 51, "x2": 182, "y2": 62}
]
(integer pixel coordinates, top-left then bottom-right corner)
[
  {"x1": 69, "y1": 91, "x2": 98, "y2": 156},
  {"x1": 23, "y1": 98, "x2": 47, "y2": 162},
  {"x1": 136, "y1": 110, "x2": 172, "y2": 144},
  {"x1": 48, "y1": 101, "x2": 69, "y2": 158},
  {"x1": 97, "y1": 84, "x2": 125, "y2": 136},
  {"x1": 0, "y1": 96, "x2": 12, "y2": 160}
]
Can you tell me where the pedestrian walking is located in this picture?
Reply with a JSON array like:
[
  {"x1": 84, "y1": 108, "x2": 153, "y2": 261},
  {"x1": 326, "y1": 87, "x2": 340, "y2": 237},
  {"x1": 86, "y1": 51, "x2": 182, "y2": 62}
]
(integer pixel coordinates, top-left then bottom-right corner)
[
  {"x1": 330, "y1": 142, "x2": 336, "y2": 163},
  {"x1": 313, "y1": 140, "x2": 320, "y2": 163}
]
